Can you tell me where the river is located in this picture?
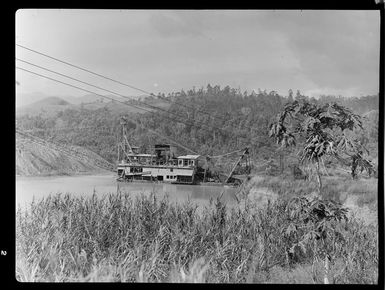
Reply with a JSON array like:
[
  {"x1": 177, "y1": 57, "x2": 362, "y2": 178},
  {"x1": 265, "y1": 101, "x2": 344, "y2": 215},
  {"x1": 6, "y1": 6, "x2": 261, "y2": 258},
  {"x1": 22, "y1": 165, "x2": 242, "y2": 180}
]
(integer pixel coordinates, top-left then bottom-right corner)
[{"x1": 16, "y1": 173, "x2": 239, "y2": 209}]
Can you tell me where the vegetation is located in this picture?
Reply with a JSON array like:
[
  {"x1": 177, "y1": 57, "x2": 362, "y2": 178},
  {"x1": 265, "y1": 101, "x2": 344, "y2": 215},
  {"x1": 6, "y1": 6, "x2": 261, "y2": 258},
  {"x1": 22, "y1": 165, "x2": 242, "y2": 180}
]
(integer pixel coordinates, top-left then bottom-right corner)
[
  {"x1": 268, "y1": 100, "x2": 375, "y2": 190},
  {"x1": 16, "y1": 190, "x2": 377, "y2": 283},
  {"x1": 15, "y1": 86, "x2": 379, "y2": 167},
  {"x1": 15, "y1": 85, "x2": 378, "y2": 283}
]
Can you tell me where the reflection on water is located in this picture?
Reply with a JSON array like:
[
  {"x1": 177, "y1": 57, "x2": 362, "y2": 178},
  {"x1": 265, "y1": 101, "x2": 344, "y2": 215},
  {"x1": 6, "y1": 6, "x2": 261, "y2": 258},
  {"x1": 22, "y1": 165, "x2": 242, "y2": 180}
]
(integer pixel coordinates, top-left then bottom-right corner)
[{"x1": 16, "y1": 174, "x2": 238, "y2": 208}]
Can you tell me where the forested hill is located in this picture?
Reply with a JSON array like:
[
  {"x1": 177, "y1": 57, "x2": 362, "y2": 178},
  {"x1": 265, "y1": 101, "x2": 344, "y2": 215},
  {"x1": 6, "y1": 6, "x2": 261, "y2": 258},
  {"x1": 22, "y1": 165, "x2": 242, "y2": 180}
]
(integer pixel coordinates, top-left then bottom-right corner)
[
  {"x1": 16, "y1": 85, "x2": 379, "y2": 164},
  {"x1": 140, "y1": 86, "x2": 286, "y2": 157}
]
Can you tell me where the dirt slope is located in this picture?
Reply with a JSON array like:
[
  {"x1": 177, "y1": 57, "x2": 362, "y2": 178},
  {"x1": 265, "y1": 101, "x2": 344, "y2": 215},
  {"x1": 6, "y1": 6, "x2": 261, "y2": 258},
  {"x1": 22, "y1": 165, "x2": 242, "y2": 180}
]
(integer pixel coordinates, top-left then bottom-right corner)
[{"x1": 16, "y1": 134, "x2": 110, "y2": 176}]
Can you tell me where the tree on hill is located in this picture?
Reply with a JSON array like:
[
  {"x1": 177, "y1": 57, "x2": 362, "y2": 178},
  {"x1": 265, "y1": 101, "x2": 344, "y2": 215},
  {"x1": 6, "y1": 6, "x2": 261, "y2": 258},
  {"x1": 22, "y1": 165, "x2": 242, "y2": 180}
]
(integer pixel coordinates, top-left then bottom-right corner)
[
  {"x1": 16, "y1": 86, "x2": 378, "y2": 170},
  {"x1": 287, "y1": 89, "x2": 294, "y2": 103}
]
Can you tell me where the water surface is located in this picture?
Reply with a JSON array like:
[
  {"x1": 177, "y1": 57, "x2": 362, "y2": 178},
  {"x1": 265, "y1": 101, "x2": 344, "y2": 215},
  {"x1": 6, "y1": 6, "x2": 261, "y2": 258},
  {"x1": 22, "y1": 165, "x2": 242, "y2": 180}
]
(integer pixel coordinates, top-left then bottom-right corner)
[{"x1": 16, "y1": 174, "x2": 238, "y2": 209}]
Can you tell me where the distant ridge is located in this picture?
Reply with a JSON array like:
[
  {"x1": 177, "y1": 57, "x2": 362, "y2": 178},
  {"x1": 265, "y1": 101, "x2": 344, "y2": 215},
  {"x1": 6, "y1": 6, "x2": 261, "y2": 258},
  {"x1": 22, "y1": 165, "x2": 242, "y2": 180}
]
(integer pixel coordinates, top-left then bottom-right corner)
[
  {"x1": 16, "y1": 93, "x2": 171, "y2": 117},
  {"x1": 16, "y1": 96, "x2": 75, "y2": 117},
  {"x1": 32, "y1": 96, "x2": 71, "y2": 106}
]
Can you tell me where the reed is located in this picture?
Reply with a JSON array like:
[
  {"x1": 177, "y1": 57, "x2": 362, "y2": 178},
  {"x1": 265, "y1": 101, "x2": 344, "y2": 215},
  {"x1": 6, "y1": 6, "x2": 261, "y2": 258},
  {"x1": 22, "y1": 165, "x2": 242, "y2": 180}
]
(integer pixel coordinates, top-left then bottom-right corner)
[{"x1": 16, "y1": 190, "x2": 378, "y2": 283}]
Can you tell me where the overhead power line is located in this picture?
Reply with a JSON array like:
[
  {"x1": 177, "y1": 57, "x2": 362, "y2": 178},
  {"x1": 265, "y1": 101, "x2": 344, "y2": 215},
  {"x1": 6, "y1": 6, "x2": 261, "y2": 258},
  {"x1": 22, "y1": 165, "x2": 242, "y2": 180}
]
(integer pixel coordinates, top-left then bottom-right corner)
[
  {"x1": 16, "y1": 44, "x2": 153, "y2": 96},
  {"x1": 16, "y1": 43, "x2": 253, "y2": 130},
  {"x1": 16, "y1": 66, "x2": 149, "y2": 111},
  {"x1": 161, "y1": 92, "x2": 258, "y2": 133},
  {"x1": 16, "y1": 66, "x2": 227, "y2": 154},
  {"x1": 16, "y1": 58, "x2": 230, "y2": 136},
  {"x1": 17, "y1": 120, "x2": 198, "y2": 155}
]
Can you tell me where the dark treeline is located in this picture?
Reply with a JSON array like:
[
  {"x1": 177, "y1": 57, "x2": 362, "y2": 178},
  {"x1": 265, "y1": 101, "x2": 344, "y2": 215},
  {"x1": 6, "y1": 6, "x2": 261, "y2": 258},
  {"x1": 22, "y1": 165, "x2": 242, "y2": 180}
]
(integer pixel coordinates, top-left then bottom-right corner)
[{"x1": 16, "y1": 85, "x2": 379, "y2": 164}]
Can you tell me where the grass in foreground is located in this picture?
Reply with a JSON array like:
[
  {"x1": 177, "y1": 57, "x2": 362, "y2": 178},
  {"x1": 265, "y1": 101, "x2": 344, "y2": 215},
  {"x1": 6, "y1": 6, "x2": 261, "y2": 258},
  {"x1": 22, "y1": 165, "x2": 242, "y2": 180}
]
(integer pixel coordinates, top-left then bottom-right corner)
[
  {"x1": 252, "y1": 174, "x2": 377, "y2": 205},
  {"x1": 16, "y1": 191, "x2": 378, "y2": 283}
]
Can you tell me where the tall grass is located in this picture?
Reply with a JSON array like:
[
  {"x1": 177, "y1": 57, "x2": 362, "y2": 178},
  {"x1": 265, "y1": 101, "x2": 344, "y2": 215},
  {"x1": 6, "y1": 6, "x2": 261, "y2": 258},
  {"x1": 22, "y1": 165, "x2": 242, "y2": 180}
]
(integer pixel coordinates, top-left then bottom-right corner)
[
  {"x1": 252, "y1": 175, "x2": 377, "y2": 205},
  {"x1": 16, "y1": 191, "x2": 378, "y2": 283}
]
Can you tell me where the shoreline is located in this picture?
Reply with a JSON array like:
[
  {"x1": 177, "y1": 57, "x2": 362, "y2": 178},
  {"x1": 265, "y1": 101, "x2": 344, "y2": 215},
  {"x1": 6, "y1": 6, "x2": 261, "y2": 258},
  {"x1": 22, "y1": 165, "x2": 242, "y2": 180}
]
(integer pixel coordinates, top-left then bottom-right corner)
[{"x1": 16, "y1": 169, "x2": 113, "y2": 179}]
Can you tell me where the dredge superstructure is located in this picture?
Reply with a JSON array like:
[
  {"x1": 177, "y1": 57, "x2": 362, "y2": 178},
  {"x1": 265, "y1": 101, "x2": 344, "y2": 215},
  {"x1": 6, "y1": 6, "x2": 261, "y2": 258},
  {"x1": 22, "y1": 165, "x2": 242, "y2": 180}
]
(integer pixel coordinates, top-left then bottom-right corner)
[{"x1": 116, "y1": 117, "x2": 250, "y2": 185}]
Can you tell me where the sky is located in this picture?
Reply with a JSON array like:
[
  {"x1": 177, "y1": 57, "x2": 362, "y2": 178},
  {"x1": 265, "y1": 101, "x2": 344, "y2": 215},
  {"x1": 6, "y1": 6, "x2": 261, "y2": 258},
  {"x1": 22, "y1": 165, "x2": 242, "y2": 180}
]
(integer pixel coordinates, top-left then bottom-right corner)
[{"x1": 15, "y1": 9, "x2": 380, "y2": 102}]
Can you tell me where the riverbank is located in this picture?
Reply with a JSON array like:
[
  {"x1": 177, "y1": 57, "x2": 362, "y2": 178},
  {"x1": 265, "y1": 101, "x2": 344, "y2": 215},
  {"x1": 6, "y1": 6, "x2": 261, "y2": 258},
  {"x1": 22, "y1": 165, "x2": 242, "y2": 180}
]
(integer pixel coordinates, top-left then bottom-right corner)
[
  {"x1": 16, "y1": 169, "x2": 112, "y2": 178},
  {"x1": 16, "y1": 133, "x2": 113, "y2": 176},
  {"x1": 16, "y1": 171, "x2": 378, "y2": 227},
  {"x1": 248, "y1": 174, "x2": 378, "y2": 226}
]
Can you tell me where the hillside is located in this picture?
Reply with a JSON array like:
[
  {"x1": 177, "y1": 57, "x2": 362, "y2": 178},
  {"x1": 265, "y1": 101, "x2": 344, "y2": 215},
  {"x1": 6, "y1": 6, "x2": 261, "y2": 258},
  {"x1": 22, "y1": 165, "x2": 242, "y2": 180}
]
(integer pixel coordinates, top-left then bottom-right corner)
[
  {"x1": 15, "y1": 93, "x2": 170, "y2": 118},
  {"x1": 16, "y1": 86, "x2": 379, "y2": 171},
  {"x1": 16, "y1": 96, "x2": 76, "y2": 117},
  {"x1": 63, "y1": 94, "x2": 148, "y2": 105},
  {"x1": 16, "y1": 92, "x2": 49, "y2": 108},
  {"x1": 16, "y1": 133, "x2": 111, "y2": 176},
  {"x1": 16, "y1": 93, "x2": 107, "y2": 108}
]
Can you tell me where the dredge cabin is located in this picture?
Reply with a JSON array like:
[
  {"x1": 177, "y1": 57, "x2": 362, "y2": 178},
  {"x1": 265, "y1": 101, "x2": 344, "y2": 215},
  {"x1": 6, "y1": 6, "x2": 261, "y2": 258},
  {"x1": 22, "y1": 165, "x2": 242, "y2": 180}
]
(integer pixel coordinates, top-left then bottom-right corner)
[{"x1": 117, "y1": 144, "x2": 202, "y2": 184}]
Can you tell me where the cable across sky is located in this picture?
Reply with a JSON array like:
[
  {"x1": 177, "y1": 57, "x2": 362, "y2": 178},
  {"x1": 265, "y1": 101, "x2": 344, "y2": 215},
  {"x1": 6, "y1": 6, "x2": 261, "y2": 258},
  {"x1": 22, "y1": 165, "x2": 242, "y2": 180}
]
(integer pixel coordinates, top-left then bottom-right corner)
[
  {"x1": 16, "y1": 66, "x2": 234, "y2": 141},
  {"x1": 15, "y1": 58, "x2": 233, "y2": 136},
  {"x1": 16, "y1": 43, "x2": 255, "y2": 131}
]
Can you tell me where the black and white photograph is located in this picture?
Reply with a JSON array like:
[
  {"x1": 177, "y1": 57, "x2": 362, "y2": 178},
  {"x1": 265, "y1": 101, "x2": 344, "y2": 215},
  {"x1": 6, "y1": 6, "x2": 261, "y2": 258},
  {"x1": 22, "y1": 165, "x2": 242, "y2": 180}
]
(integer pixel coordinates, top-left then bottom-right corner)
[{"x1": 15, "y1": 8, "x2": 381, "y2": 284}]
